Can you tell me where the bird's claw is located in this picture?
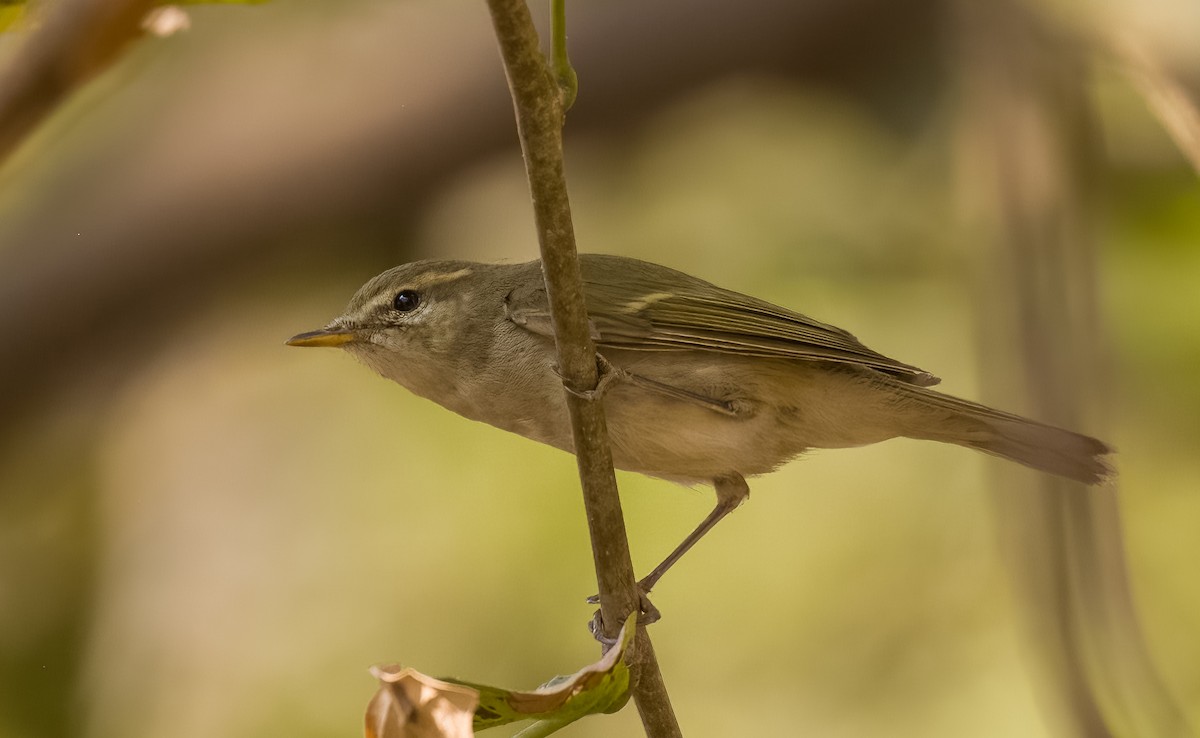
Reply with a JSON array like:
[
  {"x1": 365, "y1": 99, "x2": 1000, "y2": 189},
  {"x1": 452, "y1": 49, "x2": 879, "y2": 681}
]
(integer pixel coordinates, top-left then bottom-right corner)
[
  {"x1": 588, "y1": 610, "x2": 618, "y2": 649},
  {"x1": 553, "y1": 354, "x2": 625, "y2": 402},
  {"x1": 587, "y1": 587, "x2": 661, "y2": 649}
]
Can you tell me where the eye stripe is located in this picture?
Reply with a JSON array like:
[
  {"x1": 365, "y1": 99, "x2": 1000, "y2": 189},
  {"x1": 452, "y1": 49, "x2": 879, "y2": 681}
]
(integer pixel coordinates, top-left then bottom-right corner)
[{"x1": 408, "y1": 267, "x2": 473, "y2": 290}]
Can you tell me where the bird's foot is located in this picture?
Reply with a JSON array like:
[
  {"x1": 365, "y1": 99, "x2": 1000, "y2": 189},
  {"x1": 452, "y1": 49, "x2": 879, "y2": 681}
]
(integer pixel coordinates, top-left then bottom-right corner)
[
  {"x1": 553, "y1": 354, "x2": 625, "y2": 402},
  {"x1": 588, "y1": 611, "x2": 618, "y2": 649},
  {"x1": 586, "y1": 583, "x2": 661, "y2": 649},
  {"x1": 588, "y1": 590, "x2": 660, "y2": 651}
]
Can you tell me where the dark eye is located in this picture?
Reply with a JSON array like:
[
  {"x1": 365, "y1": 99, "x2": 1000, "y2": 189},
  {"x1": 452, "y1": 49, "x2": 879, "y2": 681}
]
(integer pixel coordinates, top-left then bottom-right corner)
[{"x1": 393, "y1": 289, "x2": 420, "y2": 312}]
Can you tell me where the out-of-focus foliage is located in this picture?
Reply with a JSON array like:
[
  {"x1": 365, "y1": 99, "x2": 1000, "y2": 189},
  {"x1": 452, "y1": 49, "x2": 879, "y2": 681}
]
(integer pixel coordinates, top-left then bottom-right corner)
[
  {"x1": 0, "y1": 7, "x2": 22, "y2": 34},
  {"x1": 0, "y1": 0, "x2": 269, "y2": 34},
  {"x1": 0, "y1": 0, "x2": 1197, "y2": 737}
]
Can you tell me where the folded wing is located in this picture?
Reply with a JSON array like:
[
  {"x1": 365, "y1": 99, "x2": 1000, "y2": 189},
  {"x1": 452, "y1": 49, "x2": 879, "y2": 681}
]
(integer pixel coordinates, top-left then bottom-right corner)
[{"x1": 505, "y1": 254, "x2": 940, "y2": 387}]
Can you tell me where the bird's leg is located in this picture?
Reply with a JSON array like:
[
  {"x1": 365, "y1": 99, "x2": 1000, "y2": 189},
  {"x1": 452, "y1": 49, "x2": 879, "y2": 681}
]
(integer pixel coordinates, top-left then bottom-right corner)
[
  {"x1": 587, "y1": 472, "x2": 750, "y2": 614},
  {"x1": 637, "y1": 472, "x2": 750, "y2": 594}
]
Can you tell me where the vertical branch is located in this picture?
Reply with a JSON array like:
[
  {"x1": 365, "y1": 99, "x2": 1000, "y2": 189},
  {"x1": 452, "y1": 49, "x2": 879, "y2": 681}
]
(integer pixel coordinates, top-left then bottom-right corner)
[
  {"x1": 482, "y1": 2, "x2": 681, "y2": 736},
  {"x1": 954, "y1": 2, "x2": 1193, "y2": 736}
]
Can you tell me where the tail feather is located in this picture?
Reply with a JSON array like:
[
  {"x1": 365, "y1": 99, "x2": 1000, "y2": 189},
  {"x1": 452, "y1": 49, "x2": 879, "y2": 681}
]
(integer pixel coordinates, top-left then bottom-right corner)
[{"x1": 893, "y1": 383, "x2": 1113, "y2": 485}]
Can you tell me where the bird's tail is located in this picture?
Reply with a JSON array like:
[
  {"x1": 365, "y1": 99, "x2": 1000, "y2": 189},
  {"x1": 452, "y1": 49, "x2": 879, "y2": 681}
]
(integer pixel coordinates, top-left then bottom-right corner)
[{"x1": 891, "y1": 382, "x2": 1113, "y2": 485}]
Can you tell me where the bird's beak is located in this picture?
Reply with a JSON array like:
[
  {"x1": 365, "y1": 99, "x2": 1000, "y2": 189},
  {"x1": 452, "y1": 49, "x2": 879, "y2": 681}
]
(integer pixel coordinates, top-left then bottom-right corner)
[{"x1": 286, "y1": 328, "x2": 357, "y2": 348}]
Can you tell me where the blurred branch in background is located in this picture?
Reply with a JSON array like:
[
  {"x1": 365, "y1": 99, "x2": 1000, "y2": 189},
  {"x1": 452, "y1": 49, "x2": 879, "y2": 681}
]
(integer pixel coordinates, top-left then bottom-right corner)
[
  {"x1": 0, "y1": 0, "x2": 941, "y2": 432},
  {"x1": 0, "y1": 0, "x2": 156, "y2": 163},
  {"x1": 1110, "y1": 34, "x2": 1200, "y2": 176},
  {"x1": 955, "y1": 1, "x2": 1193, "y2": 736}
]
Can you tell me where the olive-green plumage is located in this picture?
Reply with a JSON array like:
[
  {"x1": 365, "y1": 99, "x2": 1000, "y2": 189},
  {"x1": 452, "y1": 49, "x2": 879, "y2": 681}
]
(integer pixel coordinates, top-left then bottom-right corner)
[{"x1": 289, "y1": 254, "x2": 1112, "y2": 592}]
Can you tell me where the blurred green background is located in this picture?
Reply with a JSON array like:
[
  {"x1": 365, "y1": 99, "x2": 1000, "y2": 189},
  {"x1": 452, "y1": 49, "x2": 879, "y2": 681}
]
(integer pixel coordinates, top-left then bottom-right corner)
[{"x1": 0, "y1": 0, "x2": 1197, "y2": 736}]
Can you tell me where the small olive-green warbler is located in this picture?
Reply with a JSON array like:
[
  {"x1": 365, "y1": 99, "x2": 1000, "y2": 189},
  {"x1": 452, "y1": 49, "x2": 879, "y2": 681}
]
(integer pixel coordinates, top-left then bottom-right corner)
[{"x1": 289, "y1": 254, "x2": 1110, "y2": 594}]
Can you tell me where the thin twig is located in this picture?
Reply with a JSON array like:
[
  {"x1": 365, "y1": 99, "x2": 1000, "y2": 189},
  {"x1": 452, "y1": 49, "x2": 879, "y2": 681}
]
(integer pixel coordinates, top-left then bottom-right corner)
[
  {"x1": 549, "y1": 0, "x2": 577, "y2": 110},
  {"x1": 482, "y1": 1, "x2": 681, "y2": 736}
]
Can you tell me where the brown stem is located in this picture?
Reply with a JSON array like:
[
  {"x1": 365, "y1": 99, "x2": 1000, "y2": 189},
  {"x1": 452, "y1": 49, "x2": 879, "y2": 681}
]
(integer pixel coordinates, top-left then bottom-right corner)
[{"x1": 482, "y1": 1, "x2": 681, "y2": 736}]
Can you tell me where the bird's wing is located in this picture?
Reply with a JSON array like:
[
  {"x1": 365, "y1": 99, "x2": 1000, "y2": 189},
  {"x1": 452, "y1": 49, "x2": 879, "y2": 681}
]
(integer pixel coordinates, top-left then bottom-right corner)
[{"x1": 504, "y1": 256, "x2": 940, "y2": 387}]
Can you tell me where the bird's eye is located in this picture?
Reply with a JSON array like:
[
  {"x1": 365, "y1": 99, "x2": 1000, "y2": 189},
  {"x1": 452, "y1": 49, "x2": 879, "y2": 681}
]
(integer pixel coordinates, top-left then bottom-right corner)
[{"x1": 393, "y1": 289, "x2": 421, "y2": 312}]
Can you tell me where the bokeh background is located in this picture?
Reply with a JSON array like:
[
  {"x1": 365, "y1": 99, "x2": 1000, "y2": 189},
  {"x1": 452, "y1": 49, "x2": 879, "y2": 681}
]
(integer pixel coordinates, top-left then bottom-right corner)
[{"x1": 0, "y1": 0, "x2": 1197, "y2": 736}]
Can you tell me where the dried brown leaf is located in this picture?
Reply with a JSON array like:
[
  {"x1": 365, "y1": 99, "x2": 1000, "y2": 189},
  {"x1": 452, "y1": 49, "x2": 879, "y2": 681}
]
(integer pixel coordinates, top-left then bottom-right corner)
[{"x1": 365, "y1": 666, "x2": 479, "y2": 738}]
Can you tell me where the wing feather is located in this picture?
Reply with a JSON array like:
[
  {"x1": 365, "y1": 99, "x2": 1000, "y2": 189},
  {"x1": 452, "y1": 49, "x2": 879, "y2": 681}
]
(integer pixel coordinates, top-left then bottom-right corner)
[{"x1": 505, "y1": 254, "x2": 940, "y2": 387}]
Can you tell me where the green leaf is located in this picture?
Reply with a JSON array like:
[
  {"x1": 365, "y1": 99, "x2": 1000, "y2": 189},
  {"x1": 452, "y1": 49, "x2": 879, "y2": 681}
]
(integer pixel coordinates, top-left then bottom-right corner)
[
  {"x1": 365, "y1": 614, "x2": 636, "y2": 736},
  {"x1": 452, "y1": 611, "x2": 637, "y2": 735}
]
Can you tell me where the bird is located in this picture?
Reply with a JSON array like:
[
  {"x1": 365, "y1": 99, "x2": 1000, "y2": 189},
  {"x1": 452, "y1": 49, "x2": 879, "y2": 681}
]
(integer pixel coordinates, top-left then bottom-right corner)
[{"x1": 288, "y1": 253, "x2": 1112, "y2": 598}]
